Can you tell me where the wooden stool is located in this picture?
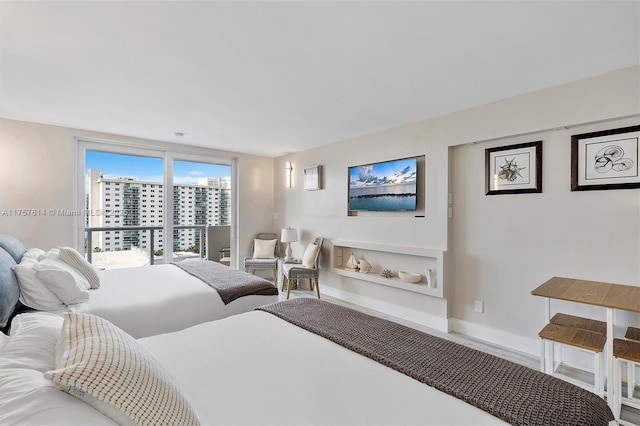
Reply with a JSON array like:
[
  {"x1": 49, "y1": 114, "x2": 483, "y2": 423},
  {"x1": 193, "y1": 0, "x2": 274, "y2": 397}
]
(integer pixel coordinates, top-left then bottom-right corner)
[
  {"x1": 539, "y1": 313, "x2": 607, "y2": 372},
  {"x1": 550, "y1": 313, "x2": 607, "y2": 334},
  {"x1": 625, "y1": 327, "x2": 640, "y2": 343},
  {"x1": 623, "y1": 327, "x2": 640, "y2": 403},
  {"x1": 539, "y1": 317, "x2": 606, "y2": 397},
  {"x1": 613, "y1": 336, "x2": 640, "y2": 423}
]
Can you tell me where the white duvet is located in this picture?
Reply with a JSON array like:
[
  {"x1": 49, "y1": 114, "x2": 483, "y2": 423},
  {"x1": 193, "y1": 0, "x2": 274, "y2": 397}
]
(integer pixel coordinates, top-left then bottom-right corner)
[
  {"x1": 0, "y1": 309, "x2": 505, "y2": 425},
  {"x1": 139, "y1": 311, "x2": 506, "y2": 425},
  {"x1": 67, "y1": 264, "x2": 278, "y2": 338}
]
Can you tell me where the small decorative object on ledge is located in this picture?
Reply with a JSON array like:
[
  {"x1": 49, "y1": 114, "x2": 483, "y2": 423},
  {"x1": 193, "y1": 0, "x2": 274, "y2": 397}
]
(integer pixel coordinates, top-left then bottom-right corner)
[
  {"x1": 398, "y1": 271, "x2": 421, "y2": 283},
  {"x1": 425, "y1": 268, "x2": 436, "y2": 288},
  {"x1": 358, "y1": 259, "x2": 371, "y2": 274},
  {"x1": 345, "y1": 254, "x2": 359, "y2": 271},
  {"x1": 381, "y1": 268, "x2": 394, "y2": 279}
]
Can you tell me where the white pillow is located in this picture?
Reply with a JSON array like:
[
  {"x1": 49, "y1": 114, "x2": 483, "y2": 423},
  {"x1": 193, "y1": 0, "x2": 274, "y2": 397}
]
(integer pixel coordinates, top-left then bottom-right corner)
[
  {"x1": 253, "y1": 239, "x2": 277, "y2": 259},
  {"x1": 38, "y1": 248, "x2": 60, "y2": 261},
  {"x1": 0, "y1": 312, "x2": 64, "y2": 371},
  {"x1": 0, "y1": 368, "x2": 116, "y2": 425},
  {"x1": 12, "y1": 257, "x2": 65, "y2": 310},
  {"x1": 34, "y1": 258, "x2": 90, "y2": 305},
  {"x1": 45, "y1": 313, "x2": 200, "y2": 426},
  {"x1": 58, "y1": 247, "x2": 100, "y2": 289},
  {"x1": 22, "y1": 247, "x2": 45, "y2": 260},
  {"x1": 0, "y1": 332, "x2": 8, "y2": 352},
  {"x1": 302, "y1": 243, "x2": 319, "y2": 268}
]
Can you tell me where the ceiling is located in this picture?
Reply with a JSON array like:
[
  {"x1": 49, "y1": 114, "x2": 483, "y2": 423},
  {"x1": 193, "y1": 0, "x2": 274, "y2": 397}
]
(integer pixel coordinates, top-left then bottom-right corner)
[{"x1": 1, "y1": 1, "x2": 638, "y2": 157}]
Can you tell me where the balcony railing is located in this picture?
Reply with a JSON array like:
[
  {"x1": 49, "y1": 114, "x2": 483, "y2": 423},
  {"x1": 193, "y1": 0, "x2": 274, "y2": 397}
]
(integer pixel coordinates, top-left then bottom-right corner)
[{"x1": 85, "y1": 225, "x2": 207, "y2": 266}]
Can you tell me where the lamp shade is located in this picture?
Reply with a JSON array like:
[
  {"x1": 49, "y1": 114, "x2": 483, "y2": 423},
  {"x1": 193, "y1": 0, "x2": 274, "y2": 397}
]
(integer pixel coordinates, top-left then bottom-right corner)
[{"x1": 281, "y1": 228, "x2": 298, "y2": 243}]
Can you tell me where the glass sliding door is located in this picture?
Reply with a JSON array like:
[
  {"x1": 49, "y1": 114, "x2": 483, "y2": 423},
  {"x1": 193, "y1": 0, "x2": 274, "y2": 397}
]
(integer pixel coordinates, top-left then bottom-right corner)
[
  {"x1": 77, "y1": 139, "x2": 237, "y2": 269},
  {"x1": 171, "y1": 159, "x2": 232, "y2": 263},
  {"x1": 84, "y1": 149, "x2": 165, "y2": 269}
]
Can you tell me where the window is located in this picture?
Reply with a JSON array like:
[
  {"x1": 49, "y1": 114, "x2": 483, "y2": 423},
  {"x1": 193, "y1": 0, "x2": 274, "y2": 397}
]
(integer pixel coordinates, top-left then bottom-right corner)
[{"x1": 79, "y1": 140, "x2": 235, "y2": 267}]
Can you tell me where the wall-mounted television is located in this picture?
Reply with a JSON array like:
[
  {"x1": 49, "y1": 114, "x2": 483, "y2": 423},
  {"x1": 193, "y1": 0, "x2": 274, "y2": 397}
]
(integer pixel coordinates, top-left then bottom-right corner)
[{"x1": 348, "y1": 157, "x2": 417, "y2": 211}]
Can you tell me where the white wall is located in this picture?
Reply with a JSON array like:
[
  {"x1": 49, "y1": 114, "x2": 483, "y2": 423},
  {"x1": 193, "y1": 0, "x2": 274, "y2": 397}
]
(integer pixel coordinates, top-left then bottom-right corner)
[
  {"x1": 451, "y1": 117, "x2": 640, "y2": 356},
  {"x1": 0, "y1": 118, "x2": 274, "y2": 262},
  {"x1": 274, "y1": 124, "x2": 451, "y2": 329},
  {"x1": 275, "y1": 66, "x2": 640, "y2": 350}
]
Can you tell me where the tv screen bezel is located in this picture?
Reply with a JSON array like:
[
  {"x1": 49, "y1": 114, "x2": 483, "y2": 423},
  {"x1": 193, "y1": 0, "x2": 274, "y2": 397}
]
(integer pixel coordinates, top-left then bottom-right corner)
[{"x1": 348, "y1": 156, "x2": 418, "y2": 212}]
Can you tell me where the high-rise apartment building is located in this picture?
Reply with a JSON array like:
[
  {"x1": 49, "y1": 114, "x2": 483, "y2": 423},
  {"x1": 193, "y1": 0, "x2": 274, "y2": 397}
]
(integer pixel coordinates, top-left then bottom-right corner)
[{"x1": 87, "y1": 169, "x2": 230, "y2": 253}]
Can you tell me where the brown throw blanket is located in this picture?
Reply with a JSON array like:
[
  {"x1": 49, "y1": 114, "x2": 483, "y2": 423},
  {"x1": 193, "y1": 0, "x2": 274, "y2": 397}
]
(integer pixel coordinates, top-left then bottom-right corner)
[
  {"x1": 258, "y1": 298, "x2": 614, "y2": 426},
  {"x1": 172, "y1": 260, "x2": 278, "y2": 304}
]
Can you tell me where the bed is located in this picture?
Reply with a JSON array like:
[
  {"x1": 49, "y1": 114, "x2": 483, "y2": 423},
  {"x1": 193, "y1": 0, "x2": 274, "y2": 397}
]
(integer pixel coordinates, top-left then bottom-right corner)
[
  {"x1": 0, "y1": 298, "x2": 614, "y2": 426},
  {"x1": 0, "y1": 234, "x2": 279, "y2": 337}
]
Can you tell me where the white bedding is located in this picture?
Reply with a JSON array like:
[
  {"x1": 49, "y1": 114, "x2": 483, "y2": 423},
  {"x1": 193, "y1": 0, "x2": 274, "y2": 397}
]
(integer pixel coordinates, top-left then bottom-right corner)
[
  {"x1": 139, "y1": 311, "x2": 506, "y2": 425},
  {"x1": 66, "y1": 264, "x2": 278, "y2": 338},
  {"x1": 0, "y1": 309, "x2": 505, "y2": 425}
]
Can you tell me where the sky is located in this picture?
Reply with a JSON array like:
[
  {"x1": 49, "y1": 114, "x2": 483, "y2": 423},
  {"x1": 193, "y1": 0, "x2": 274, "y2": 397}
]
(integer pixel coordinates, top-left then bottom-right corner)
[
  {"x1": 85, "y1": 150, "x2": 231, "y2": 185},
  {"x1": 349, "y1": 157, "x2": 417, "y2": 187}
]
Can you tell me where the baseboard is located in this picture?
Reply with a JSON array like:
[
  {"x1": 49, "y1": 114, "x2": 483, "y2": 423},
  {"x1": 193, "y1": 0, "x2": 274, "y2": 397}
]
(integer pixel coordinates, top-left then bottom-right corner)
[
  {"x1": 450, "y1": 318, "x2": 540, "y2": 358},
  {"x1": 320, "y1": 287, "x2": 604, "y2": 371},
  {"x1": 321, "y1": 286, "x2": 451, "y2": 332}
]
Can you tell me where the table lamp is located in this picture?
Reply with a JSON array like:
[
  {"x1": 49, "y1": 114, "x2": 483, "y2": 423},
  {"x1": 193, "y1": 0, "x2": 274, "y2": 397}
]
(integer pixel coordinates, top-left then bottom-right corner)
[{"x1": 281, "y1": 227, "x2": 298, "y2": 261}]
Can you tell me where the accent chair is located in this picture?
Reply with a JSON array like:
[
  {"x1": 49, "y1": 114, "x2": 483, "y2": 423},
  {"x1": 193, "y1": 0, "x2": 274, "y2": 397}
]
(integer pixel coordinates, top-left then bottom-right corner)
[
  {"x1": 243, "y1": 233, "x2": 279, "y2": 282},
  {"x1": 281, "y1": 237, "x2": 324, "y2": 299}
]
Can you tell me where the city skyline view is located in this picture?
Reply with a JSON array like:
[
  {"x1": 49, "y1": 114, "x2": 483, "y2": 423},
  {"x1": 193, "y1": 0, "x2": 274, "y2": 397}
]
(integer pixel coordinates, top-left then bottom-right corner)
[
  {"x1": 85, "y1": 150, "x2": 231, "y2": 184},
  {"x1": 84, "y1": 150, "x2": 232, "y2": 266}
]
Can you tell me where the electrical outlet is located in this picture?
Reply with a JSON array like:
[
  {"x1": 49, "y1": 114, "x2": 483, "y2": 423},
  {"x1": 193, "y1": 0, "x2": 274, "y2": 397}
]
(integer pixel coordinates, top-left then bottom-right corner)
[
  {"x1": 474, "y1": 300, "x2": 484, "y2": 313},
  {"x1": 273, "y1": 212, "x2": 278, "y2": 220}
]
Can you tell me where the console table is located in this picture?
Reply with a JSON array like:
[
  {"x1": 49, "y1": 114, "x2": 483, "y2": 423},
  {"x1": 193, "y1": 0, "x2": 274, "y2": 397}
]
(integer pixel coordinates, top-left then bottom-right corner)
[{"x1": 532, "y1": 276, "x2": 640, "y2": 410}]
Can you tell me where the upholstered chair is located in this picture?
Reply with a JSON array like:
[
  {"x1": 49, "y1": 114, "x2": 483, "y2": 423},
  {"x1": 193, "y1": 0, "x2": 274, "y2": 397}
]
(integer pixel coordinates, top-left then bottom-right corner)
[
  {"x1": 281, "y1": 237, "x2": 324, "y2": 299},
  {"x1": 243, "y1": 233, "x2": 279, "y2": 281}
]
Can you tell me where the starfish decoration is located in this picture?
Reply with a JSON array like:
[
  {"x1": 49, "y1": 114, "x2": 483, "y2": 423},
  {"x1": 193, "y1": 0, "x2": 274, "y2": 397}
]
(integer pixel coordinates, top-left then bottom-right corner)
[{"x1": 497, "y1": 158, "x2": 526, "y2": 182}]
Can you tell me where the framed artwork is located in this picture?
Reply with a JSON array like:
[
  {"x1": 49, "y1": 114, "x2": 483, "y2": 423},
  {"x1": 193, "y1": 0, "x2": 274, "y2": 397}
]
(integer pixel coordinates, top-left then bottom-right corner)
[
  {"x1": 304, "y1": 165, "x2": 323, "y2": 190},
  {"x1": 485, "y1": 141, "x2": 542, "y2": 195},
  {"x1": 571, "y1": 125, "x2": 640, "y2": 191}
]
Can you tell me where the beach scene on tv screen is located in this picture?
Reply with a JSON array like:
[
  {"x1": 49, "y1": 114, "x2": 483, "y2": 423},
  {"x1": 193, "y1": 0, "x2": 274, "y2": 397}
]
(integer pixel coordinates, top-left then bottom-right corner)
[{"x1": 349, "y1": 158, "x2": 417, "y2": 211}]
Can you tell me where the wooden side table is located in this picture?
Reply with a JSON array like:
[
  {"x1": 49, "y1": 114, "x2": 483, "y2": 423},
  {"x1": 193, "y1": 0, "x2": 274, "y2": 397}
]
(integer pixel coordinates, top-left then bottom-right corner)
[{"x1": 532, "y1": 276, "x2": 640, "y2": 412}]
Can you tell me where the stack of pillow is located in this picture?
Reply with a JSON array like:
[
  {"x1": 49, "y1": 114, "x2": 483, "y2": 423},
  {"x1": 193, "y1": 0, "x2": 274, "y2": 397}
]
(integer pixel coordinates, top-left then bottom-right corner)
[
  {"x1": 0, "y1": 312, "x2": 116, "y2": 424},
  {"x1": 12, "y1": 247, "x2": 101, "y2": 310},
  {"x1": 0, "y1": 311, "x2": 200, "y2": 425},
  {"x1": 1, "y1": 236, "x2": 199, "y2": 425}
]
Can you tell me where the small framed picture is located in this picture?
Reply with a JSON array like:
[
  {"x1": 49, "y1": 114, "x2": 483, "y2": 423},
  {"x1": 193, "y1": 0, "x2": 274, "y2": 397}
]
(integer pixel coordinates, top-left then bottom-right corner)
[
  {"x1": 571, "y1": 125, "x2": 640, "y2": 191},
  {"x1": 485, "y1": 141, "x2": 542, "y2": 195},
  {"x1": 304, "y1": 165, "x2": 323, "y2": 191}
]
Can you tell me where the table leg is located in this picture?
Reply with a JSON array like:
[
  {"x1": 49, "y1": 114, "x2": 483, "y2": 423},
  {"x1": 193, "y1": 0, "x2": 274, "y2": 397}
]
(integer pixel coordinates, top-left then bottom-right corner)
[
  {"x1": 544, "y1": 297, "x2": 550, "y2": 323},
  {"x1": 543, "y1": 298, "x2": 551, "y2": 373},
  {"x1": 607, "y1": 308, "x2": 614, "y2": 410}
]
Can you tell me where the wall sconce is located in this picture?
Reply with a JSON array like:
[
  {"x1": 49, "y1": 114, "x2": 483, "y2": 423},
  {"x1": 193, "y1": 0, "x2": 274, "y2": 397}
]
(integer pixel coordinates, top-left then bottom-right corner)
[{"x1": 285, "y1": 161, "x2": 292, "y2": 188}]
